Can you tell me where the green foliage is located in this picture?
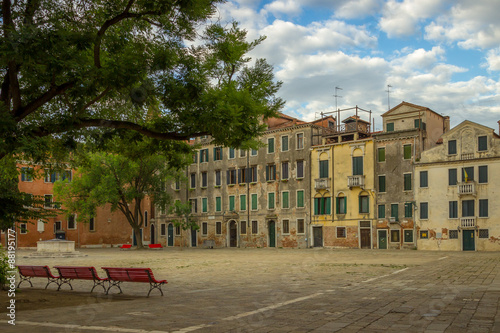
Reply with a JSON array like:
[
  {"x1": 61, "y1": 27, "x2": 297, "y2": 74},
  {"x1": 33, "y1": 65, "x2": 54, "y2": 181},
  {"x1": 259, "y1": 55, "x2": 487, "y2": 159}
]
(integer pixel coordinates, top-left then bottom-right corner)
[{"x1": 0, "y1": 246, "x2": 9, "y2": 289}]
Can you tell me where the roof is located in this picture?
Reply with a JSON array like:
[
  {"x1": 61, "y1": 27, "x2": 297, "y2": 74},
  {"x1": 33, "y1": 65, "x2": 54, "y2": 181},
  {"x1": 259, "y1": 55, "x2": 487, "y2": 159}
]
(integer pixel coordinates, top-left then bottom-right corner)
[
  {"x1": 342, "y1": 115, "x2": 370, "y2": 124},
  {"x1": 382, "y1": 101, "x2": 445, "y2": 119}
]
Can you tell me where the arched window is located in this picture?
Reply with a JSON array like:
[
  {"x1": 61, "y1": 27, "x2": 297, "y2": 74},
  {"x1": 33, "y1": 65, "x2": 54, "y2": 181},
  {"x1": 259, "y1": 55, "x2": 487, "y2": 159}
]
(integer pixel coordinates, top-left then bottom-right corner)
[
  {"x1": 314, "y1": 192, "x2": 331, "y2": 215},
  {"x1": 144, "y1": 211, "x2": 148, "y2": 227},
  {"x1": 336, "y1": 193, "x2": 347, "y2": 214}
]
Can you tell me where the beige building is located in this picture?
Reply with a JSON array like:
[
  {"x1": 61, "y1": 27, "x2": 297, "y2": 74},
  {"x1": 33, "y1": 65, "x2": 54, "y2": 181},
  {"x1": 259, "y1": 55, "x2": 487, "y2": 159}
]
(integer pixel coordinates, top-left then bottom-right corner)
[{"x1": 415, "y1": 120, "x2": 500, "y2": 251}]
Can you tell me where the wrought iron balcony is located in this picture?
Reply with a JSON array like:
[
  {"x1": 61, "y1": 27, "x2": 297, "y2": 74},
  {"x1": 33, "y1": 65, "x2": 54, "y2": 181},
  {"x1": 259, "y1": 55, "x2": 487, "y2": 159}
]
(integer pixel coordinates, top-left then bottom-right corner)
[
  {"x1": 348, "y1": 175, "x2": 365, "y2": 188},
  {"x1": 315, "y1": 178, "x2": 329, "y2": 190},
  {"x1": 458, "y1": 182, "x2": 476, "y2": 196},
  {"x1": 460, "y1": 217, "x2": 476, "y2": 229}
]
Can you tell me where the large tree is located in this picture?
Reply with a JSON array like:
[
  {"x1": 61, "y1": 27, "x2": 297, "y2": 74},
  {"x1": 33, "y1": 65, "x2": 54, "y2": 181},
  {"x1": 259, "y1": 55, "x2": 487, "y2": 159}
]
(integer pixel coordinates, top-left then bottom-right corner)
[
  {"x1": 54, "y1": 132, "x2": 190, "y2": 248},
  {"x1": 1, "y1": 0, "x2": 284, "y2": 226}
]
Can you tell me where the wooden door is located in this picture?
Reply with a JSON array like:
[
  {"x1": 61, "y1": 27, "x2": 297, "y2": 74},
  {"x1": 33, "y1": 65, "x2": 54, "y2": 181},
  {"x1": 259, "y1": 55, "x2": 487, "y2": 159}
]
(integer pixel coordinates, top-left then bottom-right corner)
[
  {"x1": 378, "y1": 230, "x2": 387, "y2": 249},
  {"x1": 463, "y1": 230, "x2": 475, "y2": 251},
  {"x1": 167, "y1": 224, "x2": 174, "y2": 247},
  {"x1": 313, "y1": 227, "x2": 323, "y2": 247},
  {"x1": 229, "y1": 221, "x2": 237, "y2": 247},
  {"x1": 191, "y1": 226, "x2": 197, "y2": 247},
  {"x1": 269, "y1": 221, "x2": 276, "y2": 247},
  {"x1": 360, "y1": 229, "x2": 371, "y2": 248}
]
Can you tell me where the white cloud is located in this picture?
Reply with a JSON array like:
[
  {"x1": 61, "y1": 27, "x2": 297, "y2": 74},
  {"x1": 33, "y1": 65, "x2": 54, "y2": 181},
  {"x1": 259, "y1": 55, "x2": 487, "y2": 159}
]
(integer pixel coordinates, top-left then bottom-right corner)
[
  {"x1": 335, "y1": 0, "x2": 383, "y2": 19},
  {"x1": 263, "y1": 0, "x2": 302, "y2": 17},
  {"x1": 485, "y1": 48, "x2": 500, "y2": 71}
]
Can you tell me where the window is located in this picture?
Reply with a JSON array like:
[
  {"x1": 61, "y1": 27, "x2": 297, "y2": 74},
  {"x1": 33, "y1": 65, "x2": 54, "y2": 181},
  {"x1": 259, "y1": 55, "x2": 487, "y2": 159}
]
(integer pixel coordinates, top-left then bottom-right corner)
[
  {"x1": 266, "y1": 164, "x2": 276, "y2": 181},
  {"x1": 462, "y1": 167, "x2": 474, "y2": 182},
  {"x1": 448, "y1": 169, "x2": 457, "y2": 186},
  {"x1": 297, "y1": 190, "x2": 305, "y2": 208},
  {"x1": 478, "y1": 136, "x2": 487, "y2": 151},
  {"x1": 449, "y1": 201, "x2": 458, "y2": 218},
  {"x1": 403, "y1": 144, "x2": 412, "y2": 160},
  {"x1": 282, "y1": 162, "x2": 289, "y2": 180},
  {"x1": 227, "y1": 169, "x2": 237, "y2": 185},
  {"x1": 478, "y1": 166, "x2": 488, "y2": 183},
  {"x1": 192, "y1": 152, "x2": 198, "y2": 163},
  {"x1": 240, "y1": 194, "x2": 246, "y2": 211},
  {"x1": 201, "y1": 172, "x2": 208, "y2": 188},
  {"x1": 378, "y1": 148, "x2": 385, "y2": 162},
  {"x1": 420, "y1": 171, "x2": 428, "y2": 188},
  {"x1": 391, "y1": 230, "x2": 400, "y2": 242},
  {"x1": 404, "y1": 202, "x2": 412, "y2": 218},
  {"x1": 378, "y1": 175, "x2": 386, "y2": 193},
  {"x1": 20, "y1": 223, "x2": 28, "y2": 234},
  {"x1": 414, "y1": 119, "x2": 421, "y2": 129},
  {"x1": 238, "y1": 167, "x2": 247, "y2": 184},
  {"x1": 215, "y1": 170, "x2": 221, "y2": 186},
  {"x1": 282, "y1": 220, "x2": 290, "y2": 234},
  {"x1": 44, "y1": 194, "x2": 53, "y2": 208},
  {"x1": 239, "y1": 149, "x2": 246, "y2": 158},
  {"x1": 251, "y1": 149, "x2": 258, "y2": 156},
  {"x1": 251, "y1": 194, "x2": 258, "y2": 211},
  {"x1": 37, "y1": 219, "x2": 45, "y2": 232},
  {"x1": 268, "y1": 193, "x2": 275, "y2": 209},
  {"x1": 190, "y1": 173, "x2": 196, "y2": 188},
  {"x1": 378, "y1": 205, "x2": 385, "y2": 219},
  {"x1": 241, "y1": 221, "x2": 247, "y2": 234},
  {"x1": 403, "y1": 173, "x2": 412, "y2": 191},
  {"x1": 200, "y1": 149, "x2": 209, "y2": 162},
  {"x1": 89, "y1": 218, "x2": 95, "y2": 231},
  {"x1": 281, "y1": 135, "x2": 289, "y2": 151},
  {"x1": 359, "y1": 195, "x2": 369, "y2": 214},
  {"x1": 449, "y1": 230, "x2": 458, "y2": 239},
  {"x1": 202, "y1": 222, "x2": 208, "y2": 235},
  {"x1": 479, "y1": 199, "x2": 488, "y2": 217},
  {"x1": 282, "y1": 192, "x2": 289, "y2": 209},
  {"x1": 144, "y1": 211, "x2": 148, "y2": 227},
  {"x1": 189, "y1": 199, "x2": 198, "y2": 213},
  {"x1": 296, "y1": 133, "x2": 304, "y2": 149},
  {"x1": 252, "y1": 220, "x2": 258, "y2": 234},
  {"x1": 250, "y1": 166, "x2": 257, "y2": 182},
  {"x1": 336, "y1": 196, "x2": 346, "y2": 214},
  {"x1": 202, "y1": 198, "x2": 208, "y2": 213},
  {"x1": 268, "y1": 137, "x2": 275, "y2": 153},
  {"x1": 391, "y1": 204, "x2": 399, "y2": 221},
  {"x1": 215, "y1": 197, "x2": 222, "y2": 212},
  {"x1": 352, "y1": 156, "x2": 363, "y2": 175},
  {"x1": 67, "y1": 215, "x2": 76, "y2": 230},
  {"x1": 229, "y1": 148, "x2": 235, "y2": 159},
  {"x1": 229, "y1": 196, "x2": 235, "y2": 211},
  {"x1": 420, "y1": 230, "x2": 428, "y2": 239},
  {"x1": 386, "y1": 122, "x2": 394, "y2": 132},
  {"x1": 214, "y1": 147, "x2": 223, "y2": 161},
  {"x1": 336, "y1": 227, "x2": 346, "y2": 238},
  {"x1": 448, "y1": 140, "x2": 457, "y2": 155},
  {"x1": 319, "y1": 160, "x2": 329, "y2": 178},
  {"x1": 296, "y1": 160, "x2": 304, "y2": 179},
  {"x1": 314, "y1": 197, "x2": 331, "y2": 215},
  {"x1": 297, "y1": 219, "x2": 305, "y2": 234},
  {"x1": 161, "y1": 223, "x2": 166, "y2": 236},
  {"x1": 216, "y1": 222, "x2": 222, "y2": 235},
  {"x1": 479, "y1": 229, "x2": 489, "y2": 239},
  {"x1": 176, "y1": 225, "x2": 181, "y2": 235},
  {"x1": 420, "y1": 202, "x2": 428, "y2": 219},
  {"x1": 404, "y1": 230, "x2": 413, "y2": 243},
  {"x1": 61, "y1": 170, "x2": 72, "y2": 182},
  {"x1": 21, "y1": 167, "x2": 33, "y2": 182},
  {"x1": 175, "y1": 179, "x2": 180, "y2": 190}
]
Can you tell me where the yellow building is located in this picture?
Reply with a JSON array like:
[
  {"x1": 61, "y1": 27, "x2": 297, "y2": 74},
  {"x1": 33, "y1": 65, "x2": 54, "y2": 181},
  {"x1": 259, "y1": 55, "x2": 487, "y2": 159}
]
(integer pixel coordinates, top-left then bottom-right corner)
[{"x1": 311, "y1": 109, "x2": 376, "y2": 248}]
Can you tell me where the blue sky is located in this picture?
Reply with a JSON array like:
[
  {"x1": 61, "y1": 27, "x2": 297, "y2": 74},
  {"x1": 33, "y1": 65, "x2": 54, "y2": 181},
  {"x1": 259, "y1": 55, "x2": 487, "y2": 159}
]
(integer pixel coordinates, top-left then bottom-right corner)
[{"x1": 216, "y1": 0, "x2": 500, "y2": 131}]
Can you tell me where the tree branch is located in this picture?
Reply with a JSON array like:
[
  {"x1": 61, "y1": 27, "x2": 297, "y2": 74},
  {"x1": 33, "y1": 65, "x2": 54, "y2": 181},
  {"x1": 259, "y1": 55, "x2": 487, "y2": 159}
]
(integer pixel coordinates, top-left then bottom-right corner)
[
  {"x1": 80, "y1": 87, "x2": 111, "y2": 112},
  {"x1": 2, "y1": 0, "x2": 22, "y2": 114}
]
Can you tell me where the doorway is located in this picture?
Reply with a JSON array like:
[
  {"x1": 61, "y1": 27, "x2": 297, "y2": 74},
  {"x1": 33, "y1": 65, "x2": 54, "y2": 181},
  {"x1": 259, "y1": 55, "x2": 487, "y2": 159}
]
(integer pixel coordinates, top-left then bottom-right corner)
[
  {"x1": 463, "y1": 230, "x2": 475, "y2": 251},
  {"x1": 268, "y1": 221, "x2": 276, "y2": 247},
  {"x1": 313, "y1": 227, "x2": 323, "y2": 247},
  {"x1": 378, "y1": 229, "x2": 387, "y2": 249},
  {"x1": 191, "y1": 226, "x2": 197, "y2": 247},
  {"x1": 229, "y1": 221, "x2": 238, "y2": 247},
  {"x1": 150, "y1": 224, "x2": 155, "y2": 244},
  {"x1": 167, "y1": 223, "x2": 174, "y2": 247},
  {"x1": 359, "y1": 221, "x2": 371, "y2": 249}
]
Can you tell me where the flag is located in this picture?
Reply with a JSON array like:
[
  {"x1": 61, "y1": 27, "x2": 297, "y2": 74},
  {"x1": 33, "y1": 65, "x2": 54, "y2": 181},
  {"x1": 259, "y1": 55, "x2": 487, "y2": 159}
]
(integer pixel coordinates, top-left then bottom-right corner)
[{"x1": 464, "y1": 168, "x2": 468, "y2": 182}]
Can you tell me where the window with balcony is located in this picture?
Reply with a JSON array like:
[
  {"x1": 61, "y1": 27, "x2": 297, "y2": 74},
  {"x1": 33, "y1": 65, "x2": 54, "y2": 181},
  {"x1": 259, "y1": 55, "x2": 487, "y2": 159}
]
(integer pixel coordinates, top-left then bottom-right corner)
[
  {"x1": 462, "y1": 167, "x2": 474, "y2": 182},
  {"x1": 462, "y1": 200, "x2": 474, "y2": 217},
  {"x1": 448, "y1": 140, "x2": 457, "y2": 155},
  {"x1": 319, "y1": 160, "x2": 328, "y2": 178},
  {"x1": 192, "y1": 152, "x2": 198, "y2": 163},
  {"x1": 352, "y1": 156, "x2": 363, "y2": 175}
]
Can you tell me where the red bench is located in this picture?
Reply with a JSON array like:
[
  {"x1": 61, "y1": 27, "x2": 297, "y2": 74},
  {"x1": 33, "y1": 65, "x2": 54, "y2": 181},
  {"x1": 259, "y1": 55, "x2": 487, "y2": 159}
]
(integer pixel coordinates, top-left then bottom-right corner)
[
  {"x1": 119, "y1": 244, "x2": 132, "y2": 250},
  {"x1": 102, "y1": 267, "x2": 167, "y2": 297},
  {"x1": 17, "y1": 265, "x2": 60, "y2": 289},
  {"x1": 148, "y1": 244, "x2": 163, "y2": 249},
  {"x1": 54, "y1": 266, "x2": 109, "y2": 292}
]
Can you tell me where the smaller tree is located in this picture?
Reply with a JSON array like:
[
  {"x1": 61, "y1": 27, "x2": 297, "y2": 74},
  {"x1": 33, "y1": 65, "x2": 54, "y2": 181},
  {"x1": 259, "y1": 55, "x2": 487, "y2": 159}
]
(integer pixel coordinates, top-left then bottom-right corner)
[{"x1": 169, "y1": 200, "x2": 199, "y2": 249}]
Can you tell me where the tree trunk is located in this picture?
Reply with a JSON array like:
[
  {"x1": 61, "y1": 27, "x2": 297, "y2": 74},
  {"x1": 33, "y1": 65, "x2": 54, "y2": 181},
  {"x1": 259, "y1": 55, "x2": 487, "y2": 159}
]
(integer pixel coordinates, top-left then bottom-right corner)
[{"x1": 133, "y1": 226, "x2": 143, "y2": 249}]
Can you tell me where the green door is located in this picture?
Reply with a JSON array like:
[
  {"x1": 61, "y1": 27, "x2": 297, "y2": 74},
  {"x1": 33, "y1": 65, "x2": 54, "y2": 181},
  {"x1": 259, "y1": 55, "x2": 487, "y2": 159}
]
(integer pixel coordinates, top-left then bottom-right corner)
[
  {"x1": 167, "y1": 224, "x2": 174, "y2": 247},
  {"x1": 378, "y1": 230, "x2": 387, "y2": 249},
  {"x1": 269, "y1": 221, "x2": 276, "y2": 247},
  {"x1": 463, "y1": 230, "x2": 475, "y2": 251}
]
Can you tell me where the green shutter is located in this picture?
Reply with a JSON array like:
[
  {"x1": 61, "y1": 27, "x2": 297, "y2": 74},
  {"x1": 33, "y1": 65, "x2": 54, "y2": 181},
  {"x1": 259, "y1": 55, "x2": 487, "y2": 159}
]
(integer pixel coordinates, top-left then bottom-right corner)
[
  {"x1": 391, "y1": 204, "x2": 398, "y2": 221},
  {"x1": 387, "y1": 122, "x2": 394, "y2": 132},
  {"x1": 404, "y1": 145, "x2": 412, "y2": 159},
  {"x1": 479, "y1": 166, "x2": 488, "y2": 183},
  {"x1": 336, "y1": 197, "x2": 340, "y2": 214},
  {"x1": 282, "y1": 192, "x2": 289, "y2": 209},
  {"x1": 378, "y1": 148, "x2": 385, "y2": 162},
  {"x1": 229, "y1": 196, "x2": 235, "y2": 211},
  {"x1": 240, "y1": 195, "x2": 246, "y2": 211},
  {"x1": 268, "y1": 193, "x2": 275, "y2": 209},
  {"x1": 353, "y1": 157, "x2": 363, "y2": 175},
  {"x1": 297, "y1": 191, "x2": 304, "y2": 208},
  {"x1": 325, "y1": 197, "x2": 331, "y2": 214},
  {"x1": 404, "y1": 202, "x2": 412, "y2": 218},
  {"x1": 314, "y1": 198, "x2": 319, "y2": 215},
  {"x1": 282, "y1": 136, "x2": 288, "y2": 151},
  {"x1": 216, "y1": 197, "x2": 221, "y2": 212},
  {"x1": 379, "y1": 176, "x2": 386, "y2": 192},
  {"x1": 202, "y1": 198, "x2": 207, "y2": 212},
  {"x1": 251, "y1": 194, "x2": 257, "y2": 210},
  {"x1": 268, "y1": 138, "x2": 274, "y2": 153},
  {"x1": 378, "y1": 205, "x2": 385, "y2": 218}
]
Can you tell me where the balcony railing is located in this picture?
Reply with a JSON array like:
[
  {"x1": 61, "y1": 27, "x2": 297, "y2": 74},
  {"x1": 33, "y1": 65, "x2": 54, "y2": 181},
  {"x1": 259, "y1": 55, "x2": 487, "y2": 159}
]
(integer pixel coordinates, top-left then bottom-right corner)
[
  {"x1": 315, "y1": 178, "x2": 329, "y2": 190},
  {"x1": 460, "y1": 217, "x2": 476, "y2": 228},
  {"x1": 348, "y1": 175, "x2": 365, "y2": 188},
  {"x1": 461, "y1": 153, "x2": 474, "y2": 160},
  {"x1": 458, "y1": 182, "x2": 476, "y2": 196}
]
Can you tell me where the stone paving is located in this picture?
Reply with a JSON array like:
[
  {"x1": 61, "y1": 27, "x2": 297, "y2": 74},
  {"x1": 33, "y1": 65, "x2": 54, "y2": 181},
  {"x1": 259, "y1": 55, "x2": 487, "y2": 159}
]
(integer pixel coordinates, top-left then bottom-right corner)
[{"x1": 1, "y1": 248, "x2": 500, "y2": 332}]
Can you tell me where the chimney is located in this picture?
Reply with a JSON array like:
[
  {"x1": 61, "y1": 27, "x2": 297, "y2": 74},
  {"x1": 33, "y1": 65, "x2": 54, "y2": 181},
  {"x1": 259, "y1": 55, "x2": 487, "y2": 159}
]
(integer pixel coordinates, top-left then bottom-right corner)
[{"x1": 443, "y1": 116, "x2": 450, "y2": 132}]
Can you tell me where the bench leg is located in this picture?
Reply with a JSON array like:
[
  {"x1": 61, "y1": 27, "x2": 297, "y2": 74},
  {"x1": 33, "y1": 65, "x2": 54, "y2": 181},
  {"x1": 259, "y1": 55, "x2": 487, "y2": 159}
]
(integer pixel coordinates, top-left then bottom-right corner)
[
  {"x1": 147, "y1": 282, "x2": 164, "y2": 297},
  {"x1": 17, "y1": 276, "x2": 33, "y2": 288},
  {"x1": 106, "y1": 281, "x2": 123, "y2": 295},
  {"x1": 91, "y1": 280, "x2": 107, "y2": 293},
  {"x1": 57, "y1": 278, "x2": 73, "y2": 291},
  {"x1": 45, "y1": 277, "x2": 61, "y2": 290}
]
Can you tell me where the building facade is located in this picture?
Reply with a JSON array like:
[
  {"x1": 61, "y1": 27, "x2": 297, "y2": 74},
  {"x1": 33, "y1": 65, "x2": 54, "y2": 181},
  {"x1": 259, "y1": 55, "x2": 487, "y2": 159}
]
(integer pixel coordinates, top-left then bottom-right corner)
[{"x1": 415, "y1": 121, "x2": 500, "y2": 251}]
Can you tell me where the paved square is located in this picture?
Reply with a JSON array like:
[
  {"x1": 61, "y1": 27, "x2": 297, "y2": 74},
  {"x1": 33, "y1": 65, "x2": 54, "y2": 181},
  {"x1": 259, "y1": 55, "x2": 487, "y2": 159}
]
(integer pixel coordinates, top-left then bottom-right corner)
[{"x1": 1, "y1": 248, "x2": 500, "y2": 332}]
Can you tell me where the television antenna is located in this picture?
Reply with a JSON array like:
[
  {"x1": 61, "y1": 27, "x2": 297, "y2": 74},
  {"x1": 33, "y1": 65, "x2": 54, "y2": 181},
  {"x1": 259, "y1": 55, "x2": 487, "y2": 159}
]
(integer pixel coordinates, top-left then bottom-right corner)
[{"x1": 334, "y1": 86, "x2": 343, "y2": 110}]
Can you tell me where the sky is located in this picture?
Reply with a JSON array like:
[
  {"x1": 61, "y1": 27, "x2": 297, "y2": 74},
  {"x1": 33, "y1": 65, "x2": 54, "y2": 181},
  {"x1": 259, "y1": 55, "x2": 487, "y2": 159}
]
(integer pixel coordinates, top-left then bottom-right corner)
[{"x1": 214, "y1": 0, "x2": 500, "y2": 131}]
